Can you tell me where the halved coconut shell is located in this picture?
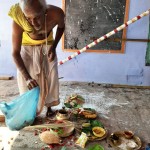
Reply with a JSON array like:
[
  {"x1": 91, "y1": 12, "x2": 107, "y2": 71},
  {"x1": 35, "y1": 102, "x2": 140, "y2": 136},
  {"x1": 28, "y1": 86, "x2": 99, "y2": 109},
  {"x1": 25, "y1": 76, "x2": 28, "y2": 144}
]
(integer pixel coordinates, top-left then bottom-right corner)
[
  {"x1": 39, "y1": 130, "x2": 60, "y2": 144},
  {"x1": 92, "y1": 127, "x2": 106, "y2": 138}
]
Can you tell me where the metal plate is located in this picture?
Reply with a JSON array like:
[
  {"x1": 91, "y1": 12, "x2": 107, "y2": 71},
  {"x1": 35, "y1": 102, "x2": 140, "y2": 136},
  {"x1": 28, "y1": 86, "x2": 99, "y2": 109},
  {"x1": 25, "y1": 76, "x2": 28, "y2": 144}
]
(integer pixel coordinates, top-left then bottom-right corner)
[
  {"x1": 107, "y1": 131, "x2": 142, "y2": 150},
  {"x1": 75, "y1": 126, "x2": 108, "y2": 141},
  {"x1": 58, "y1": 120, "x2": 75, "y2": 137}
]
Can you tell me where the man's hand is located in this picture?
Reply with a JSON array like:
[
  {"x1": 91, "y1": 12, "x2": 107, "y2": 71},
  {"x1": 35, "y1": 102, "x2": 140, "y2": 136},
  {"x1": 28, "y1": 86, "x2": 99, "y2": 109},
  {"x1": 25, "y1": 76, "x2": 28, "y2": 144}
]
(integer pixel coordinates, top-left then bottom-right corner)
[
  {"x1": 48, "y1": 46, "x2": 56, "y2": 62},
  {"x1": 26, "y1": 78, "x2": 38, "y2": 90}
]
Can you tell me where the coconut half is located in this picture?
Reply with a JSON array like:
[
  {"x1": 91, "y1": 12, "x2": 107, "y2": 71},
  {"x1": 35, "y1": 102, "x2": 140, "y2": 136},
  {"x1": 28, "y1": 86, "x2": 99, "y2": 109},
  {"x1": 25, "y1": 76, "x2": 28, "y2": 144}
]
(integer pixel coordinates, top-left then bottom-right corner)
[{"x1": 39, "y1": 130, "x2": 60, "y2": 144}]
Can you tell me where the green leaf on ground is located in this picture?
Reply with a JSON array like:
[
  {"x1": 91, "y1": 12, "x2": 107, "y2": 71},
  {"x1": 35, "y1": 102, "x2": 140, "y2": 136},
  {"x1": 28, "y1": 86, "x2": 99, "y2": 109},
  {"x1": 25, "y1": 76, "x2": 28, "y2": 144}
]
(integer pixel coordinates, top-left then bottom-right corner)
[
  {"x1": 88, "y1": 144, "x2": 104, "y2": 150},
  {"x1": 64, "y1": 103, "x2": 72, "y2": 108},
  {"x1": 90, "y1": 120, "x2": 104, "y2": 128},
  {"x1": 61, "y1": 146, "x2": 67, "y2": 150}
]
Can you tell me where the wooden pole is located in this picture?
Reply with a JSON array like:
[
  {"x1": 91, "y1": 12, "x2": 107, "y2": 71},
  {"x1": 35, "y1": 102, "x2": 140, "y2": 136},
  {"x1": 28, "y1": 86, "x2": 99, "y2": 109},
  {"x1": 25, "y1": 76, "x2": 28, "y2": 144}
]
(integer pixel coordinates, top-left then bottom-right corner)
[{"x1": 0, "y1": 76, "x2": 13, "y2": 80}]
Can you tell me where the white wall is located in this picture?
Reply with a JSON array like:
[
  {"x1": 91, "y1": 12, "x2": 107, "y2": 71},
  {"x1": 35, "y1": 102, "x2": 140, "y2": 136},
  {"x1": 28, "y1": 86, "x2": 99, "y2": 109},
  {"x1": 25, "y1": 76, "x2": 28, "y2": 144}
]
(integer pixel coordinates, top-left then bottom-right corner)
[
  {"x1": 0, "y1": 1, "x2": 17, "y2": 77},
  {"x1": 0, "y1": 0, "x2": 150, "y2": 86}
]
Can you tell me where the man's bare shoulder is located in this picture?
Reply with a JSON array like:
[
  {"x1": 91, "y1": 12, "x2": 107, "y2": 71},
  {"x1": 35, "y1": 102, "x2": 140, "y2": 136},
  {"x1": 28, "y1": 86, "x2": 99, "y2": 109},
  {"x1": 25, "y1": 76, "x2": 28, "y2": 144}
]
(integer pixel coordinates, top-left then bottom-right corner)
[
  {"x1": 47, "y1": 5, "x2": 64, "y2": 16},
  {"x1": 46, "y1": 5, "x2": 65, "y2": 28}
]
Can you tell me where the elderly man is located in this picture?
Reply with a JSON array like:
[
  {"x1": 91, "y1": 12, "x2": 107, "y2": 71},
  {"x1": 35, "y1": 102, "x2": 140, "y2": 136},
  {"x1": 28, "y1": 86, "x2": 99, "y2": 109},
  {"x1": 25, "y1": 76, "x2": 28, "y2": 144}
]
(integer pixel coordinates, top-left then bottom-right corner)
[{"x1": 8, "y1": 0, "x2": 65, "y2": 116}]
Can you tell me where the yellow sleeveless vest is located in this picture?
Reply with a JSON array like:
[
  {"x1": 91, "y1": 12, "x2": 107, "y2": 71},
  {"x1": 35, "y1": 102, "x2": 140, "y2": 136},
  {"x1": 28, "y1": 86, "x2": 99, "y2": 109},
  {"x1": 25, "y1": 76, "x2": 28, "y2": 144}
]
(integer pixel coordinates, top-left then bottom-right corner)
[{"x1": 8, "y1": 3, "x2": 54, "y2": 45}]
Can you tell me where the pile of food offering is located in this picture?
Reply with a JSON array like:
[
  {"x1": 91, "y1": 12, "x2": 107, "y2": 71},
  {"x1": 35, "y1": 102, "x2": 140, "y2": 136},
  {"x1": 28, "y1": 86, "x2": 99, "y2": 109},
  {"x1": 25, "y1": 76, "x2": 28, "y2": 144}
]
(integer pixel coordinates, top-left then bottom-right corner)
[
  {"x1": 28, "y1": 94, "x2": 107, "y2": 149},
  {"x1": 63, "y1": 94, "x2": 107, "y2": 149},
  {"x1": 26, "y1": 93, "x2": 142, "y2": 150}
]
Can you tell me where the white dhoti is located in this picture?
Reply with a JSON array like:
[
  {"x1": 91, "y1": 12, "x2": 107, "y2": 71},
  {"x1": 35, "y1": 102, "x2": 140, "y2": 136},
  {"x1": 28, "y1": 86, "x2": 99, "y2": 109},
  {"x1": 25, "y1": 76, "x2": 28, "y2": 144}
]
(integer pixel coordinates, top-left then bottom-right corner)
[{"x1": 17, "y1": 45, "x2": 59, "y2": 114}]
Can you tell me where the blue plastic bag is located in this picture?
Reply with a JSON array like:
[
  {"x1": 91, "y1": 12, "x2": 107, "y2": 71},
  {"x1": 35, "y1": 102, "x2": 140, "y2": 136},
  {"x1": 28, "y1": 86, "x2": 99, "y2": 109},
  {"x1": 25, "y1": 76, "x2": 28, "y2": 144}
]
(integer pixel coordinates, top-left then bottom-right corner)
[{"x1": 0, "y1": 87, "x2": 40, "y2": 130}]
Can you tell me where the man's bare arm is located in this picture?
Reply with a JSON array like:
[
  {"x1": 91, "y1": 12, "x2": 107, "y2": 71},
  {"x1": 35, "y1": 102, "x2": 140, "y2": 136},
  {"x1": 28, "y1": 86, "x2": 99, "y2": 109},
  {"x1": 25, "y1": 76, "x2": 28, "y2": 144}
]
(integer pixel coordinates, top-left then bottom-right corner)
[
  {"x1": 12, "y1": 21, "x2": 38, "y2": 89},
  {"x1": 48, "y1": 7, "x2": 65, "y2": 61},
  {"x1": 53, "y1": 7, "x2": 65, "y2": 49},
  {"x1": 12, "y1": 21, "x2": 31, "y2": 81}
]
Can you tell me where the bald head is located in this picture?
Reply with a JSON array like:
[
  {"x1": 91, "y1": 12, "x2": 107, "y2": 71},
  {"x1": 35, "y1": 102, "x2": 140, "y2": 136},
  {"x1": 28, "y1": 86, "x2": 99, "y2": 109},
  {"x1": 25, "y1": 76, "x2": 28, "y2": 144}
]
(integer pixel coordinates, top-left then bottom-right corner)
[
  {"x1": 19, "y1": 0, "x2": 47, "y2": 12},
  {"x1": 19, "y1": 0, "x2": 48, "y2": 31}
]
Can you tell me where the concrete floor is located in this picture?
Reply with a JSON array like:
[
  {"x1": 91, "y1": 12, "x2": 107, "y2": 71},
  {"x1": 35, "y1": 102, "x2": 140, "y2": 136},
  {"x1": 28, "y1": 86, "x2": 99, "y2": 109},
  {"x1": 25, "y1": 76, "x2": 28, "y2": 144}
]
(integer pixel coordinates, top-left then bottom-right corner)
[{"x1": 0, "y1": 80, "x2": 150, "y2": 150}]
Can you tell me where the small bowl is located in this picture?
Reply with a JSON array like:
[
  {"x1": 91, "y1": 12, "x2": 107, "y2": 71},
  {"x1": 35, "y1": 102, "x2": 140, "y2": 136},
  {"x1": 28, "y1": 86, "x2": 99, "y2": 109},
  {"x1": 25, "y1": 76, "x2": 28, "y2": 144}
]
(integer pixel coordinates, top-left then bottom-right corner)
[
  {"x1": 56, "y1": 109, "x2": 70, "y2": 120},
  {"x1": 124, "y1": 130, "x2": 134, "y2": 139}
]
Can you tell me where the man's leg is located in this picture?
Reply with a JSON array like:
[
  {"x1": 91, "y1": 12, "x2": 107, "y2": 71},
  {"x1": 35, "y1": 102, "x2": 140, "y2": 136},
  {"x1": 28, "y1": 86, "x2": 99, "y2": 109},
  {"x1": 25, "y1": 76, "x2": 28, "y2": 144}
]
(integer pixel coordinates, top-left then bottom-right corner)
[
  {"x1": 44, "y1": 56, "x2": 60, "y2": 117},
  {"x1": 46, "y1": 106, "x2": 56, "y2": 117}
]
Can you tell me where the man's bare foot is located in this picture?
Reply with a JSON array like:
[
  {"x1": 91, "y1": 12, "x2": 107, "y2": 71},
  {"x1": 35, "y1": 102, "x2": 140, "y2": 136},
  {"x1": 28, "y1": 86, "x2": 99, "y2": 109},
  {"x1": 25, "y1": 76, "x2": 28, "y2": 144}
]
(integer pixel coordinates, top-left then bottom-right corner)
[{"x1": 46, "y1": 107, "x2": 55, "y2": 117}]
